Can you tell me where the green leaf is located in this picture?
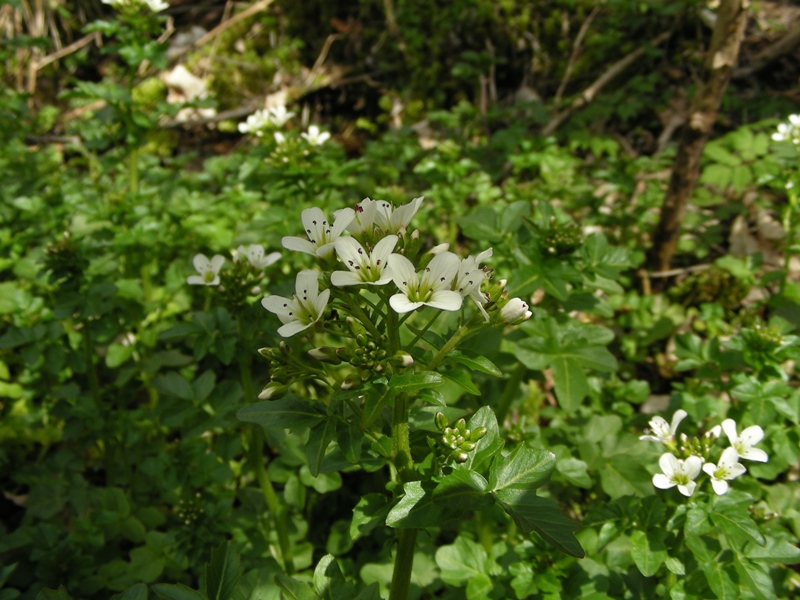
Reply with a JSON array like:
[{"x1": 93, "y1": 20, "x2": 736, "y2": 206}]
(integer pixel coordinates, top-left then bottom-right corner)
[
  {"x1": 700, "y1": 164, "x2": 732, "y2": 188},
  {"x1": 337, "y1": 420, "x2": 362, "y2": 464},
  {"x1": 313, "y1": 555, "x2": 355, "y2": 600},
  {"x1": 710, "y1": 492, "x2": 766, "y2": 547},
  {"x1": 630, "y1": 529, "x2": 667, "y2": 577},
  {"x1": 550, "y1": 356, "x2": 590, "y2": 412},
  {"x1": 446, "y1": 351, "x2": 502, "y2": 377},
  {"x1": 493, "y1": 488, "x2": 584, "y2": 557},
  {"x1": 386, "y1": 481, "x2": 445, "y2": 528},
  {"x1": 441, "y1": 368, "x2": 480, "y2": 395},
  {"x1": 435, "y1": 536, "x2": 488, "y2": 585},
  {"x1": 432, "y1": 467, "x2": 493, "y2": 511},
  {"x1": 151, "y1": 584, "x2": 205, "y2": 600},
  {"x1": 351, "y1": 494, "x2": 392, "y2": 541},
  {"x1": 361, "y1": 385, "x2": 392, "y2": 430},
  {"x1": 237, "y1": 396, "x2": 326, "y2": 430},
  {"x1": 702, "y1": 557, "x2": 738, "y2": 600},
  {"x1": 685, "y1": 535, "x2": 720, "y2": 563},
  {"x1": 734, "y1": 558, "x2": 774, "y2": 600},
  {"x1": 306, "y1": 418, "x2": 337, "y2": 477},
  {"x1": 731, "y1": 165, "x2": 753, "y2": 192},
  {"x1": 704, "y1": 143, "x2": 741, "y2": 167},
  {"x1": 36, "y1": 587, "x2": 74, "y2": 600},
  {"x1": 106, "y1": 343, "x2": 134, "y2": 368},
  {"x1": 489, "y1": 445, "x2": 556, "y2": 492},
  {"x1": 152, "y1": 372, "x2": 194, "y2": 401},
  {"x1": 388, "y1": 371, "x2": 444, "y2": 394},
  {"x1": 116, "y1": 584, "x2": 148, "y2": 600},
  {"x1": 745, "y1": 536, "x2": 800, "y2": 564},
  {"x1": 275, "y1": 575, "x2": 320, "y2": 600},
  {"x1": 205, "y1": 542, "x2": 242, "y2": 600},
  {"x1": 464, "y1": 406, "x2": 504, "y2": 474}
]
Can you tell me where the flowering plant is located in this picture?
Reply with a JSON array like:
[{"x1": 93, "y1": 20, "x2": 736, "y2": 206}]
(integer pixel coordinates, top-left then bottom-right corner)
[{"x1": 237, "y1": 196, "x2": 582, "y2": 598}]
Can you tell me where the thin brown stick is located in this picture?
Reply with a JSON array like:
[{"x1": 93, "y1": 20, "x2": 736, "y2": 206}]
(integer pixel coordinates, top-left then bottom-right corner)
[
  {"x1": 553, "y1": 5, "x2": 601, "y2": 106},
  {"x1": 541, "y1": 31, "x2": 671, "y2": 136},
  {"x1": 647, "y1": 0, "x2": 749, "y2": 281},
  {"x1": 188, "y1": 0, "x2": 275, "y2": 53},
  {"x1": 34, "y1": 31, "x2": 101, "y2": 71},
  {"x1": 733, "y1": 27, "x2": 800, "y2": 78}
]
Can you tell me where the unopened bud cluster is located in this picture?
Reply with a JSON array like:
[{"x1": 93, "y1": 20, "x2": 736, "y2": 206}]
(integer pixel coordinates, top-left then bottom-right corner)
[{"x1": 431, "y1": 412, "x2": 487, "y2": 464}]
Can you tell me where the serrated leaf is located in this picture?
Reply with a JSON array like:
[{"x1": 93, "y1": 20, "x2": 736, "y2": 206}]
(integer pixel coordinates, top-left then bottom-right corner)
[
  {"x1": 432, "y1": 468, "x2": 493, "y2": 511},
  {"x1": 489, "y1": 445, "x2": 556, "y2": 492},
  {"x1": 493, "y1": 488, "x2": 584, "y2": 557},
  {"x1": 237, "y1": 396, "x2": 326, "y2": 430},
  {"x1": 205, "y1": 542, "x2": 242, "y2": 600}
]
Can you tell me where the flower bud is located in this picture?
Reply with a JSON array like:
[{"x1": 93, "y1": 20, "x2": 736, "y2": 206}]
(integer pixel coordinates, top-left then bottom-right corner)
[
  {"x1": 469, "y1": 427, "x2": 487, "y2": 442},
  {"x1": 308, "y1": 347, "x2": 342, "y2": 365},
  {"x1": 258, "y1": 347, "x2": 276, "y2": 359},
  {"x1": 435, "y1": 412, "x2": 448, "y2": 430},
  {"x1": 258, "y1": 382, "x2": 288, "y2": 400},
  {"x1": 391, "y1": 351, "x2": 414, "y2": 368},
  {"x1": 341, "y1": 375, "x2": 358, "y2": 390},
  {"x1": 404, "y1": 229, "x2": 421, "y2": 258},
  {"x1": 500, "y1": 298, "x2": 532, "y2": 324},
  {"x1": 279, "y1": 341, "x2": 292, "y2": 355},
  {"x1": 346, "y1": 316, "x2": 367, "y2": 337}
]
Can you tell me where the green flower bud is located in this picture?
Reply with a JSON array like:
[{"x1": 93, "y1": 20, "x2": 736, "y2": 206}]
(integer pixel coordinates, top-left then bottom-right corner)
[
  {"x1": 435, "y1": 412, "x2": 448, "y2": 430},
  {"x1": 404, "y1": 228, "x2": 421, "y2": 258},
  {"x1": 347, "y1": 316, "x2": 367, "y2": 337},
  {"x1": 391, "y1": 351, "x2": 414, "y2": 368},
  {"x1": 258, "y1": 382, "x2": 289, "y2": 400},
  {"x1": 469, "y1": 427, "x2": 488, "y2": 442},
  {"x1": 341, "y1": 376, "x2": 358, "y2": 390},
  {"x1": 308, "y1": 347, "x2": 342, "y2": 365}
]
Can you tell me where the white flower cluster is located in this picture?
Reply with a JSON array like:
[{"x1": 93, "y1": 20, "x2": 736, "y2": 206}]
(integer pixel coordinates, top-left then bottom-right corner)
[
  {"x1": 261, "y1": 197, "x2": 530, "y2": 337},
  {"x1": 187, "y1": 244, "x2": 280, "y2": 286},
  {"x1": 772, "y1": 114, "x2": 800, "y2": 145},
  {"x1": 102, "y1": 0, "x2": 168, "y2": 12},
  {"x1": 641, "y1": 410, "x2": 768, "y2": 497},
  {"x1": 237, "y1": 105, "x2": 332, "y2": 146}
]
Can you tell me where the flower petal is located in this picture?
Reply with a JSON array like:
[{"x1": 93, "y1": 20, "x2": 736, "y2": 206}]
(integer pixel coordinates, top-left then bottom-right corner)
[
  {"x1": 334, "y1": 236, "x2": 363, "y2": 269},
  {"x1": 652, "y1": 474, "x2": 675, "y2": 489},
  {"x1": 425, "y1": 252, "x2": 460, "y2": 290},
  {"x1": 187, "y1": 275, "x2": 206, "y2": 285},
  {"x1": 721, "y1": 418, "x2": 738, "y2": 444},
  {"x1": 710, "y1": 478, "x2": 729, "y2": 495},
  {"x1": 658, "y1": 453, "x2": 679, "y2": 477},
  {"x1": 210, "y1": 255, "x2": 225, "y2": 272},
  {"x1": 670, "y1": 409, "x2": 688, "y2": 434},
  {"x1": 718, "y1": 446, "x2": 741, "y2": 469},
  {"x1": 261, "y1": 295, "x2": 293, "y2": 316},
  {"x1": 331, "y1": 271, "x2": 363, "y2": 287},
  {"x1": 313, "y1": 289, "x2": 331, "y2": 315},
  {"x1": 282, "y1": 236, "x2": 317, "y2": 255},
  {"x1": 684, "y1": 456, "x2": 703, "y2": 479},
  {"x1": 739, "y1": 425, "x2": 764, "y2": 446},
  {"x1": 387, "y1": 253, "x2": 416, "y2": 293},
  {"x1": 739, "y1": 447, "x2": 769, "y2": 463},
  {"x1": 295, "y1": 270, "x2": 320, "y2": 299},
  {"x1": 277, "y1": 320, "x2": 311, "y2": 337},
  {"x1": 193, "y1": 254, "x2": 210, "y2": 271},
  {"x1": 331, "y1": 208, "x2": 355, "y2": 238},
  {"x1": 426, "y1": 290, "x2": 464, "y2": 312},
  {"x1": 390, "y1": 294, "x2": 423, "y2": 314},
  {"x1": 678, "y1": 481, "x2": 697, "y2": 497},
  {"x1": 373, "y1": 235, "x2": 399, "y2": 262}
]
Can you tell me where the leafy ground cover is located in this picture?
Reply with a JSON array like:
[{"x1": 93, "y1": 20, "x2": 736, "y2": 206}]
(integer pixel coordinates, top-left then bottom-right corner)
[{"x1": 2, "y1": 1, "x2": 800, "y2": 599}]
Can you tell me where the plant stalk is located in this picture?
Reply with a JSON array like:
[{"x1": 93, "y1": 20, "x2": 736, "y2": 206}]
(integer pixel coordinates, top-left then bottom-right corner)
[{"x1": 389, "y1": 528, "x2": 418, "y2": 600}]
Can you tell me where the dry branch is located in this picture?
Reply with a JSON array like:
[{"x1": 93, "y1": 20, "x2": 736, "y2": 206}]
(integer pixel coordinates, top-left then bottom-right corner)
[
  {"x1": 553, "y1": 5, "x2": 601, "y2": 107},
  {"x1": 34, "y1": 31, "x2": 101, "y2": 71},
  {"x1": 733, "y1": 26, "x2": 800, "y2": 78},
  {"x1": 647, "y1": 0, "x2": 749, "y2": 280},
  {"x1": 541, "y1": 31, "x2": 671, "y2": 136}
]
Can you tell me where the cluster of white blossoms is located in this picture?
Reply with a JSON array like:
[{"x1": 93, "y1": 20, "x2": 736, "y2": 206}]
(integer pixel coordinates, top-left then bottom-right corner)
[
  {"x1": 187, "y1": 244, "x2": 280, "y2": 286},
  {"x1": 641, "y1": 409, "x2": 768, "y2": 497},
  {"x1": 772, "y1": 114, "x2": 800, "y2": 145},
  {"x1": 237, "y1": 105, "x2": 331, "y2": 146},
  {"x1": 102, "y1": 0, "x2": 168, "y2": 11},
  {"x1": 261, "y1": 197, "x2": 531, "y2": 337}
]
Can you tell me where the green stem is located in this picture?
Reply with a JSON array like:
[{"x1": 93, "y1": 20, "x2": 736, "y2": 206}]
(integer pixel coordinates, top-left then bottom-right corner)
[
  {"x1": 238, "y1": 316, "x2": 294, "y2": 574},
  {"x1": 494, "y1": 362, "x2": 526, "y2": 425},
  {"x1": 128, "y1": 146, "x2": 139, "y2": 196},
  {"x1": 343, "y1": 293, "x2": 383, "y2": 339},
  {"x1": 425, "y1": 314, "x2": 484, "y2": 371},
  {"x1": 385, "y1": 296, "x2": 401, "y2": 355},
  {"x1": 389, "y1": 528, "x2": 418, "y2": 600},
  {"x1": 404, "y1": 310, "x2": 442, "y2": 351}
]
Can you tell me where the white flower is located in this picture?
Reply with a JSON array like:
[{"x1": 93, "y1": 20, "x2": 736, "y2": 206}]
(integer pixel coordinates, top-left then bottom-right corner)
[
  {"x1": 301, "y1": 125, "x2": 331, "y2": 146},
  {"x1": 337, "y1": 198, "x2": 379, "y2": 237},
  {"x1": 499, "y1": 298, "x2": 532, "y2": 324},
  {"x1": 652, "y1": 453, "x2": 703, "y2": 497},
  {"x1": 267, "y1": 105, "x2": 294, "y2": 127},
  {"x1": 274, "y1": 131, "x2": 286, "y2": 145},
  {"x1": 375, "y1": 197, "x2": 424, "y2": 234},
  {"x1": 261, "y1": 270, "x2": 329, "y2": 337},
  {"x1": 238, "y1": 110, "x2": 271, "y2": 136},
  {"x1": 721, "y1": 419, "x2": 768, "y2": 462},
  {"x1": 453, "y1": 249, "x2": 492, "y2": 320},
  {"x1": 187, "y1": 254, "x2": 224, "y2": 286},
  {"x1": 143, "y1": 0, "x2": 168, "y2": 10},
  {"x1": 705, "y1": 424, "x2": 722, "y2": 439},
  {"x1": 331, "y1": 235, "x2": 398, "y2": 286},
  {"x1": 772, "y1": 114, "x2": 800, "y2": 144},
  {"x1": 236, "y1": 244, "x2": 280, "y2": 269},
  {"x1": 702, "y1": 447, "x2": 747, "y2": 495},
  {"x1": 387, "y1": 252, "x2": 463, "y2": 313},
  {"x1": 640, "y1": 409, "x2": 688, "y2": 445},
  {"x1": 282, "y1": 207, "x2": 355, "y2": 258}
]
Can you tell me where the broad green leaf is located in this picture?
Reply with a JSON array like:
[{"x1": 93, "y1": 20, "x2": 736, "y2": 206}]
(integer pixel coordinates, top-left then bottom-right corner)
[
  {"x1": 493, "y1": 488, "x2": 584, "y2": 557},
  {"x1": 353, "y1": 583, "x2": 381, "y2": 600},
  {"x1": 685, "y1": 535, "x2": 720, "y2": 563},
  {"x1": 306, "y1": 418, "x2": 337, "y2": 477},
  {"x1": 731, "y1": 165, "x2": 753, "y2": 192},
  {"x1": 441, "y1": 368, "x2": 480, "y2": 395},
  {"x1": 555, "y1": 457, "x2": 592, "y2": 488},
  {"x1": 275, "y1": 575, "x2": 320, "y2": 600},
  {"x1": 313, "y1": 555, "x2": 355, "y2": 600},
  {"x1": 350, "y1": 494, "x2": 390, "y2": 540},
  {"x1": 106, "y1": 343, "x2": 134, "y2": 368},
  {"x1": 702, "y1": 557, "x2": 737, "y2": 600},
  {"x1": 488, "y1": 445, "x2": 556, "y2": 492},
  {"x1": 205, "y1": 542, "x2": 242, "y2": 600},
  {"x1": 446, "y1": 351, "x2": 502, "y2": 377},
  {"x1": 664, "y1": 556, "x2": 685, "y2": 575},
  {"x1": 388, "y1": 371, "x2": 444, "y2": 394},
  {"x1": 237, "y1": 396, "x2": 326, "y2": 430},
  {"x1": 151, "y1": 584, "x2": 205, "y2": 600},
  {"x1": 337, "y1": 420, "x2": 362, "y2": 464},
  {"x1": 704, "y1": 143, "x2": 741, "y2": 167},
  {"x1": 466, "y1": 573, "x2": 493, "y2": 600},
  {"x1": 361, "y1": 385, "x2": 392, "y2": 430},
  {"x1": 630, "y1": 529, "x2": 667, "y2": 577},
  {"x1": 734, "y1": 558, "x2": 774, "y2": 600},
  {"x1": 711, "y1": 492, "x2": 765, "y2": 547},
  {"x1": 385, "y1": 481, "x2": 445, "y2": 528},
  {"x1": 152, "y1": 372, "x2": 194, "y2": 401},
  {"x1": 550, "y1": 356, "x2": 590, "y2": 412},
  {"x1": 435, "y1": 536, "x2": 488, "y2": 585},
  {"x1": 432, "y1": 467, "x2": 493, "y2": 511},
  {"x1": 464, "y1": 406, "x2": 504, "y2": 473},
  {"x1": 745, "y1": 536, "x2": 800, "y2": 564},
  {"x1": 700, "y1": 164, "x2": 732, "y2": 188}
]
